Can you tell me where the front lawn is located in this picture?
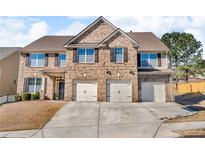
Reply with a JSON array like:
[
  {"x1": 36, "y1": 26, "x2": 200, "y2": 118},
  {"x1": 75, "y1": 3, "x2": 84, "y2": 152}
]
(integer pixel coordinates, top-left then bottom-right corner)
[
  {"x1": 166, "y1": 101, "x2": 205, "y2": 137},
  {"x1": 166, "y1": 111, "x2": 205, "y2": 137},
  {"x1": 0, "y1": 101, "x2": 65, "y2": 131}
]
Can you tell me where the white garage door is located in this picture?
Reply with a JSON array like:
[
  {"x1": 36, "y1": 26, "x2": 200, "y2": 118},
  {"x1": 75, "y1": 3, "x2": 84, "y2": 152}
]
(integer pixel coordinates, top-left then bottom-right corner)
[
  {"x1": 141, "y1": 82, "x2": 165, "y2": 102},
  {"x1": 107, "y1": 80, "x2": 132, "y2": 102},
  {"x1": 73, "y1": 80, "x2": 97, "y2": 101}
]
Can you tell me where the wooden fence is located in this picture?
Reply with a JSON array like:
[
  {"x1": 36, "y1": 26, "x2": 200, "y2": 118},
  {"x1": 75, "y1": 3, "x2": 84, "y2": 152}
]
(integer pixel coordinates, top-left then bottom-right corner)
[{"x1": 176, "y1": 81, "x2": 205, "y2": 94}]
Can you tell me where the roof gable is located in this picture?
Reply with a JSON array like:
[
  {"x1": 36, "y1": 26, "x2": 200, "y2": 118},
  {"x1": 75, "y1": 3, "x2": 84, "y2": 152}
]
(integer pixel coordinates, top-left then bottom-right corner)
[
  {"x1": 99, "y1": 29, "x2": 139, "y2": 47},
  {"x1": 64, "y1": 16, "x2": 117, "y2": 46}
]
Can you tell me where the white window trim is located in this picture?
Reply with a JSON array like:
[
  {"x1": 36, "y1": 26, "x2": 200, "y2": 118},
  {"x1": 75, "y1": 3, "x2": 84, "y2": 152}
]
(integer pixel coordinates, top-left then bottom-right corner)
[
  {"x1": 28, "y1": 78, "x2": 42, "y2": 93},
  {"x1": 77, "y1": 48, "x2": 95, "y2": 63},
  {"x1": 30, "y1": 53, "x2": 45, "y2": 67},
  {"x1": 59, "y1": 53, "x2": 66, "y2": 67},
  {"x1": 114, "y1": 48, "x2": 124, "y2": 63},
  {"x1": 140, "y1": 53, "x2": 158, "y2": 68}
]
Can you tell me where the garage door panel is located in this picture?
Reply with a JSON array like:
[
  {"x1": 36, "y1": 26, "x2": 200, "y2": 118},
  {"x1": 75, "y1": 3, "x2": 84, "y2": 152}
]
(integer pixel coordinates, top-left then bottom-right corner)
[
  {"x1": 141, "y1": 83, "x2": 154, "y2": 102},
  {"x1": 154, "y1": 84, "x2": 165, "y2": 102},
  {"x1": 141, "y1": 82, "x2": 165, "y2": 102},
  {"x1": 74, "y1": 81, "x2": 97, "y2": 101},
  {"x1": 107, "y1": 80, "x2": 132, "y2": 102}
]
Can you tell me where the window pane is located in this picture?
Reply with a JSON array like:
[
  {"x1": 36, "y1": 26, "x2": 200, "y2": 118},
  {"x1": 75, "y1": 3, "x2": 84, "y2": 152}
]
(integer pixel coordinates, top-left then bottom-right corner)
[
  {"x1": 36, "y1": 78, "x2": 42, "y2": 85},
  {"x1": 28, "y1": 86, "x2": 35, "y2": 93},
  {"x1": 114, "y1": 48, "x2": 123, "y2": 63},
  {"x1": 37, "y1": 54, "x2": 45, "y2": 67},
  {"x1": 35, "y1": 85, "x2": 41, "y2": 92},
  {"x1": 28, "y1": 78, "x2": 35, "y2": 93},
  {"x1": 35, "y1": 78, "x2": 42, "y2": 92},
  {"x1": 28, "y1": 78, "x2": 42, "y2": 93},
  {"x1": 59, "y1": 54, "x2": 66, "y2": 67},
  {"x1": 141, "y1": 54, "x2": 148, "y2": 59},
  {"x1": 28, "y1": 78, "x2": 35, "y2": 85},
  {"x1": 86, "y1": 48, "x2": 94, "y2": 63},
  {"x1": 150, "y1": 54, "x2": 157, "y2": 67},
  {"x1": 141, "y1": 54, "x2": 149, "y2": 67},
  {"x1": 142, "y1": 60, "x2": 149, "y2": 67},
  {"x1": 30, "y1": 54, "x2": 37, "y2": 67},
  {"x1": 78, "y1": 48, "x2": 85, "y2": 62},
  {"x1": 59, "y1": 54, "x2": 66, "y2": 60}
]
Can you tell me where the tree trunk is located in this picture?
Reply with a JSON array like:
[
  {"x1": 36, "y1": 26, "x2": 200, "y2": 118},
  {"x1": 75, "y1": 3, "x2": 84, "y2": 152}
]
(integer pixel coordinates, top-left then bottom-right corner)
[
  {"x1": 176, "y1": 78, "x2": 178, "y2": 91},
  {"x1": 185, "y1": 69, "x2": 189, "y2": 83}
]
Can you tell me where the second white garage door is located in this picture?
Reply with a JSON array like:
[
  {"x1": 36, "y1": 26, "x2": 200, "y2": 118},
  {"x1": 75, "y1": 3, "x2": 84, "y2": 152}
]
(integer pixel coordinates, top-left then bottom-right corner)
[
  {"x1": 141, "y1": 82, "x2": 165, "y2": 102},
  {"x1": 73, "y1": 80, "x2": 97, "y2": 101},
  {"x1": 107, "y1": 80, "x2": 132, "y2": 102}
]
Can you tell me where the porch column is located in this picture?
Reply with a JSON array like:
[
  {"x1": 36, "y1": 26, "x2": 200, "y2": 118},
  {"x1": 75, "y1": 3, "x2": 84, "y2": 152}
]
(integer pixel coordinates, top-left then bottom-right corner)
[
  {"x1": 64, "y1": 72, "x2": 72, "y2": 101},
  {"x1": 40, "y1": 76, "x2": 46, "y2": 100}
]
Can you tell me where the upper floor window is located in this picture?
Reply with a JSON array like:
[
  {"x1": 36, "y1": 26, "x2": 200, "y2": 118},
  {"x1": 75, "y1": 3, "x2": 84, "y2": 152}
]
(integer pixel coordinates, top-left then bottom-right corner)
[
  {"x1": 27, "y1": 78, "x2": 42, "y2": 93},
  {"x1": 77, "y1": 48, "x2": 94, "y2": 63},
  {"x1": 150, "y1": 54, "x2": 157, "y2": 67},
  {"x1": 30, "y1": 53, "x2": 45, "y2": 67},
  {"x1": 58, "y1": 53, "x2": 66, "y2": 67},
  {"x1": 141, "y1": 53, "x2": 157, "y2": 67},
  {"x1": 114, "y1": 48, "x2": 124, "y2": 63}
]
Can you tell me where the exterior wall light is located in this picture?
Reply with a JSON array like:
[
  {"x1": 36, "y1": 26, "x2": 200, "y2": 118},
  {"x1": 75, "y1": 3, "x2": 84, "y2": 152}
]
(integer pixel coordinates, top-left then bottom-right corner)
[
  {"x1": 106, "y1": 70, "x2": 112, "y2": 75},
  {"x1": 83, "y1": 73, "x2": 87, "y2": 78},
  {"x1": 130, "y1": 70, "x2": 135, "y2": 75},
  {"x1": 117, "y1": 72, "x2": 120, "y2": 78}
]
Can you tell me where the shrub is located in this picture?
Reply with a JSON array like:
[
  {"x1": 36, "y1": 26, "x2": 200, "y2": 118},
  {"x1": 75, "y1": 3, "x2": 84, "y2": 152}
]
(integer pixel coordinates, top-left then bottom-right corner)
[
  {"x1": 35, "y1": 92, "x2": 40, "y2": 99},
  {"x1": 15, "y1": 94, "x2": 21, "y2": 102},
  {"x1": 21, "y1": 93, "x2": 31, "y2": 101},
  {"x1": 31, "y1": 93, "x2": 37, "y2": 100}
]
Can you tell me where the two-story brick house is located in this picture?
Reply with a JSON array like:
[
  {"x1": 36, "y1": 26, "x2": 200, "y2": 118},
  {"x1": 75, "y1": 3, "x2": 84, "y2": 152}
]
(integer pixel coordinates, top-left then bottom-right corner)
[{"x1": 17, "y1": 16, "x2": 174, "y2": 102}]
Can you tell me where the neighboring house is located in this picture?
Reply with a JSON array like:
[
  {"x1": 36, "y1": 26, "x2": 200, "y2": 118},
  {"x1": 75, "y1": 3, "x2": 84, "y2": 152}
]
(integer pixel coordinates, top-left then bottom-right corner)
[
  {"x1": 0, "y1": 47, "x2": 22, "y2": 96},
  {"x1": 17, "y1": 16, "x2": 174, "y2": 102}
]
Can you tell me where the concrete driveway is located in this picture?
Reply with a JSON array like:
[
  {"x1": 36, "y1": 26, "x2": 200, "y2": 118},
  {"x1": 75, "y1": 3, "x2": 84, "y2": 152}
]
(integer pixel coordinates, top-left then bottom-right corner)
[{"x1": 0, "y1": 102, "x2": 194, "y2": 138}]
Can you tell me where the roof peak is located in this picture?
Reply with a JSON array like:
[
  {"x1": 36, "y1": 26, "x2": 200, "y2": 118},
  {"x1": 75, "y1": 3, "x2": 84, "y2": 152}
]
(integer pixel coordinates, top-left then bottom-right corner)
[
  {"x1": 100, "y1": 28, "x2": 139, "y2": 46},
  {"x1": 127, "y1": 32, "x2": 154, "y2": 34},
  {"x1": 64, "y1": 16, "x2": 118, "y2": 46}
]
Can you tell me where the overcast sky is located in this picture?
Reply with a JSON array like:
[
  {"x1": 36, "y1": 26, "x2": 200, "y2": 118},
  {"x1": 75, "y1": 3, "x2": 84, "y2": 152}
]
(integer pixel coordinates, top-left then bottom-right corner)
[{"x1": 0, "y1": 16, "x2": 205, "y2": 58}]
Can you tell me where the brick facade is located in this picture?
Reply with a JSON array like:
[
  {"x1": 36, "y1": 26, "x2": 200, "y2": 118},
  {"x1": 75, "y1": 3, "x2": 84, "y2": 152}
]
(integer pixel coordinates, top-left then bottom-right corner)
[
  {"x1": 17, "y1": 17, "x2": 173, "y2": 102},
  {"x1": 64, "y1": 31, "x2": 139, "y2": 102},
  {"x1": 17, "y1": 52, "x2": 64, "y2": 100},
  {"x1": 76, "y1": 21, "x2": 115, "y2": 43}
]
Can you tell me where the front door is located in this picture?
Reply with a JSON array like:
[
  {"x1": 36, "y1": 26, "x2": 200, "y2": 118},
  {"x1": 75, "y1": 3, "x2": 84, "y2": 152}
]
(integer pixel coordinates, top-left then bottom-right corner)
[{"x1": 58, "y1": 81, "x2": 65, "y2": 100}]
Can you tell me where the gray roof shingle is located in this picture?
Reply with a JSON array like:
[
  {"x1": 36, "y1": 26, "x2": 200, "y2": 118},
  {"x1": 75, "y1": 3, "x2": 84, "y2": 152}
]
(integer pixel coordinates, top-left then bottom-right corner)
[
  {"x1": 127, "y1": 32, "x2": 169, "y2": 51},
  {"x1": 22, "y1": 36, "x2": 73, "y2": 51},
  {"x1": 0, "y1": 47, "x2": 22, "y2": 60},
  {"x1": 22, "y1": 32, "x2": 169, "y2": 52}
]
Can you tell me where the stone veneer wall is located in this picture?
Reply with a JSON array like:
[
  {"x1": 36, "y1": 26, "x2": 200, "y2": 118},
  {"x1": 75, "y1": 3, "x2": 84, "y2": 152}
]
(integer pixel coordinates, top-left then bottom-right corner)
[{"x1": 138, "y1": 74, "x2": 173, "y2": 102}]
